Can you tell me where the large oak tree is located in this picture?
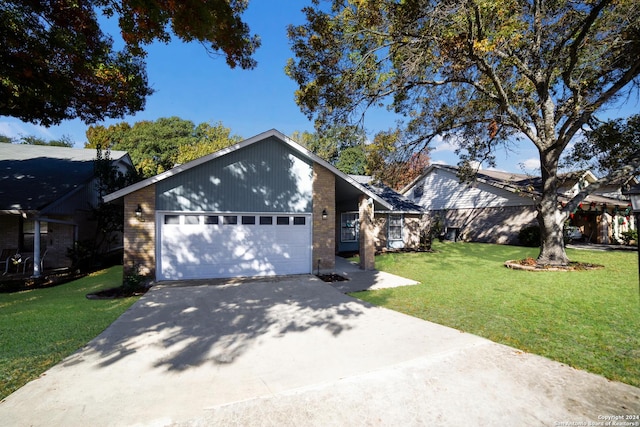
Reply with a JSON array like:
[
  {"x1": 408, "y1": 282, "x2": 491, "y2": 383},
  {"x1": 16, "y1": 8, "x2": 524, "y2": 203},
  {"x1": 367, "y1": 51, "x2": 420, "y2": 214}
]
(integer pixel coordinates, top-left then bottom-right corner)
[
  {"x1": 287, "y1": 0, "x2": 640, "y2": 266},
  {"x1": 1, "y1": 0, "x2": 259, "y2": 126}
]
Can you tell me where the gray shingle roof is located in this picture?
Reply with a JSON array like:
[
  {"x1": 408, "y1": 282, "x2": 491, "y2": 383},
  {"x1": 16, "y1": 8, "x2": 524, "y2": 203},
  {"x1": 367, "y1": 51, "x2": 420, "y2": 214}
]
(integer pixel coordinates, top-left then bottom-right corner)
[
  {"x1": 0, "y1": 144, "x2": 128, "y2": 212},
  {"x1": 364, "y1": 183, "x2": 425, "y2": 213},
  {"x1": 348, "y1": 175, "x2": 424, "y2": 213}
]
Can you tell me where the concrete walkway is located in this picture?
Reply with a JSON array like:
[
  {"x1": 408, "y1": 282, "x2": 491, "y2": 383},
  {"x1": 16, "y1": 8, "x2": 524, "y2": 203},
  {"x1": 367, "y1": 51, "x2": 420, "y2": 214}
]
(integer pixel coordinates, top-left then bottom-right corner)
[
  {"x1": 326, "y1": 256, "x2": 421, "y2": 293},
  {"x1": 1, "y1": 265, "x2": 639, "y2": 426}
]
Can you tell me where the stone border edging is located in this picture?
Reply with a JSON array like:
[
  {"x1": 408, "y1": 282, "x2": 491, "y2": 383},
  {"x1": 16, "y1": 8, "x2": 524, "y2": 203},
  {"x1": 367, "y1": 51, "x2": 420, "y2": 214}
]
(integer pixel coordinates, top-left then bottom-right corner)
[{"x1": 504, "y1": 260, "x2": 604, "y2": 272}]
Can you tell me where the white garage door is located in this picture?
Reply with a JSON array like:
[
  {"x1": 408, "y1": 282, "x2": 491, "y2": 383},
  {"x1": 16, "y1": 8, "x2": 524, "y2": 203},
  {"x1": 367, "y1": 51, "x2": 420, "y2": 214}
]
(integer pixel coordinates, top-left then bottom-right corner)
[{"x1": 158, "y1": 213, "x2": 312, "y2": 280}]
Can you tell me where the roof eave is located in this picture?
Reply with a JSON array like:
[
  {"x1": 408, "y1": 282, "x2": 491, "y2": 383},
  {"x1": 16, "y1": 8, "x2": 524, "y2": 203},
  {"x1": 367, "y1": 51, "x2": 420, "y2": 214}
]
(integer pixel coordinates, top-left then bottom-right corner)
[{"x1": 0, "y1": 209, "x2": 38, "y2": 216}]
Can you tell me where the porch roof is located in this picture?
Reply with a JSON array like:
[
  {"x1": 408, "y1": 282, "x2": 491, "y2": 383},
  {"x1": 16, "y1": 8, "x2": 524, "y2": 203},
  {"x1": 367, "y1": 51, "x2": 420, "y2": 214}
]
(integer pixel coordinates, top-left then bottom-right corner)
[
  {"x1": 0, "y1": 144, "x2": 129, "y2": 214},
  {"x1": 349, "y1": 175, "x2": 424, "y2": 214}
]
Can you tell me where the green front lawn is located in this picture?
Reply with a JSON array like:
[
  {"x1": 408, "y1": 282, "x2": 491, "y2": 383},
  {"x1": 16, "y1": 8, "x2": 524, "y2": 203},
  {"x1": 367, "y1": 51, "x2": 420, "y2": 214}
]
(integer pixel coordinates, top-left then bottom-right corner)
[
  {"x1": 352, "y1": 242, "x2": 640, "y2": 388},
  {"x1": 0, "y1": 266, "x2": 138, "y2": 400}
]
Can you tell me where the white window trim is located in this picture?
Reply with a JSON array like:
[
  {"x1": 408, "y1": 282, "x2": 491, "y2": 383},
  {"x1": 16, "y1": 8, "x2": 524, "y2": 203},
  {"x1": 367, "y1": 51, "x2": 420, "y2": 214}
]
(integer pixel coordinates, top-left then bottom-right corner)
[{"x1": 388, "y1": 213, "x2": 403, "y2": 241}]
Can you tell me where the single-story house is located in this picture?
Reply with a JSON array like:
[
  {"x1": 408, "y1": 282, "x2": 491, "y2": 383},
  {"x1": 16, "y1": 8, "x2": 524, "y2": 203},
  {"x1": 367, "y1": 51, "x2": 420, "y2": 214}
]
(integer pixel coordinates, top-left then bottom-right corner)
[
  {"x1": 401, "y1": 164, "x2": 635, "y2": 245},
  {"x1": 340, "y1": 175, "x2": 425, "y2": 253},
  {"x1": 0, "y1": 143, "x2": 133, "y2": 276},
  {"x1": 104, "y1": 129, "x2": 426, "y2": 281}
]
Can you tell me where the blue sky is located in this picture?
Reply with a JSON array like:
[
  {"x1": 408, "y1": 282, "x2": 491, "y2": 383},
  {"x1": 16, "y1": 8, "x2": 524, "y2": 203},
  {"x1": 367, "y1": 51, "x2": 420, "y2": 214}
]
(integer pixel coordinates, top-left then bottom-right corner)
[{"x1": 0, "y1": 1, "x2": 638, "y2": 174}]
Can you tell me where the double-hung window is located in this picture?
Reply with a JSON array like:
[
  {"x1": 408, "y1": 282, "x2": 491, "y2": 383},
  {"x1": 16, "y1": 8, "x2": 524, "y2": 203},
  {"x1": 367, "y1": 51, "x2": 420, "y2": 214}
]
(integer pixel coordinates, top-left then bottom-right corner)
[{"x1": 388, "y1": 214, "x2": 403, "y2": 241}]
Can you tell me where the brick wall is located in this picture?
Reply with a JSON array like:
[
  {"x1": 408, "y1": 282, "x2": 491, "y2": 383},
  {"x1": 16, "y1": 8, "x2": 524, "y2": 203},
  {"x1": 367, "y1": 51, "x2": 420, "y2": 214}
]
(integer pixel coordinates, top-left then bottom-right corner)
[
  {"x1": 123, "y1": 184, "x2": 156, "y2": 278},
  {"x1": 45, "y1": 219, "x2": 74, "y2": 269},
  {"x1": 312, "y1": 163, "x2": 335, "y2": 271},
  {"x1": 0, "y1": 215, "x2": 19, "y2": 252},
  {"x1": 371, "y1": 215, "x2": 387, "y2": 250},
  {"x1": 403, "y1": 215, "x2": 424, "y2": 249},
  {"x1": 370, "y1": 213, "x2": 426, "y2": 253}
]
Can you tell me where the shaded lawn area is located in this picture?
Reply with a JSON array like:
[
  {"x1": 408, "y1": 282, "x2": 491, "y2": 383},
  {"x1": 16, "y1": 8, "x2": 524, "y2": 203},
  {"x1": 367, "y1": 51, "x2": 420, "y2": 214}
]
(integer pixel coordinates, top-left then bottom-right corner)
[
  {"x1": 351, "y1": 242, "x2": 640, "y2": 388},
  {"x1": 0, "y1": 266, "x2": 138, "y2": 400}
]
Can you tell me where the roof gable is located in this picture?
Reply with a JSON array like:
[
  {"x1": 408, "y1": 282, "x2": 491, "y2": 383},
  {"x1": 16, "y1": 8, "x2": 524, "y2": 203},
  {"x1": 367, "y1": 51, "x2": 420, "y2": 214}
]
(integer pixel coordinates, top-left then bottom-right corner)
[
  {"x1": 408, "y1": 165, "x2": 535, "y2": 210},
  {"x1": 104, "y1": 129, "x2": 393, "y2": 209},
  {"x1": 156, "y1": 136, "x2": 314, "y2": 213}
]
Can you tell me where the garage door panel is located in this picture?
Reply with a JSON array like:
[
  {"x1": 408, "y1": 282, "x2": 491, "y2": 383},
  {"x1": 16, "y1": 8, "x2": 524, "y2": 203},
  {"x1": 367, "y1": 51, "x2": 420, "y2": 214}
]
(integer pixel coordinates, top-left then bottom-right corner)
[{"x1": 159, "y1": 214, "x2": 311, "y2": 280}]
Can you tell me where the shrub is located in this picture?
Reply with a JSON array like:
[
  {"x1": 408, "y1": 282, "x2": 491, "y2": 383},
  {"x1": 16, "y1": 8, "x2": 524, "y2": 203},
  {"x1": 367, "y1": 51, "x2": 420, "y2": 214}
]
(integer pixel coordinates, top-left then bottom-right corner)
[
  {"x1": 419, "y1": 215, "x2": 444, "y2": 251},
  {"x1": 519, "y1": 225, "x2": 541, "y2": 247},
  {"x1": 621, "y1": 229, "x2": 638, "y2": 245},
  {"x1": 66, "y1": 240, "x2": 95, "y2": 272},
  {"x1": 122, "y1": 266, "x2": 148, "y2": 294}
]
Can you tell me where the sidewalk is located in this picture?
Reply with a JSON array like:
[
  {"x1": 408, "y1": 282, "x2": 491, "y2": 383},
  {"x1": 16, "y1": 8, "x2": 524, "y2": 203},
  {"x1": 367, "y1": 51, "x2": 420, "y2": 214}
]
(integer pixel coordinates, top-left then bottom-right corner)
[{"x1": 567, "y1": 242, "x2": 637, "y2": 251}]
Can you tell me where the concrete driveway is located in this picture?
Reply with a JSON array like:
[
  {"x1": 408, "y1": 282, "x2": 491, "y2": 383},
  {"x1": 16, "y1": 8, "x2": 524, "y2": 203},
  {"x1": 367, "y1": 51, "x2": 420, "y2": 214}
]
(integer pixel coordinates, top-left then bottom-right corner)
[{"x1": 1, "y1": 269, "x2": 639, "y2": 426}]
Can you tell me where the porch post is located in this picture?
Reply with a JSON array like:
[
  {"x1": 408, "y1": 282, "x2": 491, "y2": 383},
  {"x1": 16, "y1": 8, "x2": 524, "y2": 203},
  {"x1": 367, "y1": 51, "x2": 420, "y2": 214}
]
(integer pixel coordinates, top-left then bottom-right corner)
[
  {"x1": 33, "y1": 219, "x2": 41, "y2": 278},
  {"x1": 359, "y1": 195, "x2": 375, "y2": 270}
]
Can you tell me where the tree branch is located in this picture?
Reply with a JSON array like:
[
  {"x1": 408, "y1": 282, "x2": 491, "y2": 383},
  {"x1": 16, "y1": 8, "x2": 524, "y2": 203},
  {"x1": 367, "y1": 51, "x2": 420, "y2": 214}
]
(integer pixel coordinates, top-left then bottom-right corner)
[{"x1": 559, "y1": 60, "x2": 640, "y2": 146}]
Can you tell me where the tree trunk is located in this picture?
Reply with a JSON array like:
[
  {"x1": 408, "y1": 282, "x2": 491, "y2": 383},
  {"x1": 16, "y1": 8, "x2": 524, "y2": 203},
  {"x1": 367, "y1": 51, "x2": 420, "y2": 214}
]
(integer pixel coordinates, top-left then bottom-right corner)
[{"x1": 536, "y1": 148, "x2": 570, "y2": 266}]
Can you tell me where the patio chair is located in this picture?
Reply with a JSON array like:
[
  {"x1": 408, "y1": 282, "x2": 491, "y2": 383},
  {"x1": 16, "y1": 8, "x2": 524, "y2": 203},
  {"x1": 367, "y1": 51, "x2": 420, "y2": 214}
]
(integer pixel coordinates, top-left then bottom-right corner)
[
  {"x1": 1, "y1": 248, "x2": 19, "y2": 275},
  {"x1": 23, "y1": 248, "x2": 49, "y2": 275}
]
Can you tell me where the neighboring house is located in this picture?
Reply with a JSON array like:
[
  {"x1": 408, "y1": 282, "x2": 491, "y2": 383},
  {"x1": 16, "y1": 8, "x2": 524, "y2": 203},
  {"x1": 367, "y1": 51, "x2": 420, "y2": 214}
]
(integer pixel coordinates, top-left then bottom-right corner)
[
  {"x1": 0, "y1": 144, "x2": 133, "y2": 276},
  {"x1": 556, "y1": 171, "x2": 636, "y2": 244},
  {"x1": 103, "y1": 130, "x2": 425, "y2": 281},
  {"x1": 401, "y1": 164, "x2": 634, "y2": 245}
]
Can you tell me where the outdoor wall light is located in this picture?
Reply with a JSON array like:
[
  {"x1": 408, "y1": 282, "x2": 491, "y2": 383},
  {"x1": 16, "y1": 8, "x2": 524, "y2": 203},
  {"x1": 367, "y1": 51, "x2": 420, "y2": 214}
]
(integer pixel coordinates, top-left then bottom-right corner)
[
  {"x1": 135, "y1": 204, "x2": 143, "y2": 219},
  {"x1": 322, "y1": 209, "x2": 328, "y2": 220}
]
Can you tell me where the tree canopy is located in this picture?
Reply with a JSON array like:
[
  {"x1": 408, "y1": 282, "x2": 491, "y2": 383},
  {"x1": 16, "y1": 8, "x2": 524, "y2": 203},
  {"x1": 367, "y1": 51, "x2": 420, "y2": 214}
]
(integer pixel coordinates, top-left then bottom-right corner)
[
  {"x1": 365, "y1": 129, "x2": 430, "y2": 190},
  {"x1": 85, "y1": 117, "x2": 242, "y2": 178},
  {"x1": 565, "y1": 114, "x2": 640, "y2": 178},
  {"x1": 287, "y1": 0, "x2": 640, "y2": 265},
  {"x1": 1, "y1": 1, "x2": 259, "y2": 126},
  {"x1": 292, "y1": 127, "x2": 373, "y2": 175},
  {"x1": 0, "y1": 134, "x2": 74, "y2": 147},
  {"x1": 291, "y1": 127, "x2": 429, "y2": 188}
]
